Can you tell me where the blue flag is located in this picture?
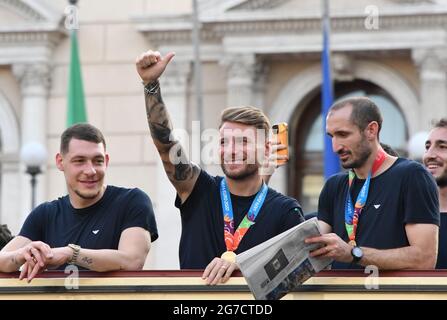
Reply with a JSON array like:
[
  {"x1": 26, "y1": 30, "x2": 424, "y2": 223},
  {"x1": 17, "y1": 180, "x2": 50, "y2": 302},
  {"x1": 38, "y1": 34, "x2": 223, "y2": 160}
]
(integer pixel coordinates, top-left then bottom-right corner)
[{"x1": 321, "y1": 3, "x2": 340, "y2": 179}]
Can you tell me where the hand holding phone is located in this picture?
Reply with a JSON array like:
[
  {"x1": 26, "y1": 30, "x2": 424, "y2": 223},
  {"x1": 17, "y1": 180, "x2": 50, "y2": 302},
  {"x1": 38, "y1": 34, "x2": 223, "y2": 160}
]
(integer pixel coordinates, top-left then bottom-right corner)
[{"x1": 272, "y1": 123, "x2": 289, "y2": 166}]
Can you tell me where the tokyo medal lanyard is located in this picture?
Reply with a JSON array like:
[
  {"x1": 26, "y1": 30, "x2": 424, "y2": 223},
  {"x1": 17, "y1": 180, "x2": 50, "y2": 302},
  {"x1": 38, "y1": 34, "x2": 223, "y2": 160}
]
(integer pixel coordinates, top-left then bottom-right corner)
[
  {"x1": 220, "y1": 179, "x2": 268, "y2": 260},
  {"x1": 345, "y1": 149, "x2": 386, "y2": 246}
]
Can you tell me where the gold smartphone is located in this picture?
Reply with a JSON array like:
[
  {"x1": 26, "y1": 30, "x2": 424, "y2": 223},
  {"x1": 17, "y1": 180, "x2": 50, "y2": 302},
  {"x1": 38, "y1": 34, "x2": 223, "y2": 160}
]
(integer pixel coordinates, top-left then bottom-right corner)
[{"x1": 272, "y1": 122, "x2": 289, "y2": 165}]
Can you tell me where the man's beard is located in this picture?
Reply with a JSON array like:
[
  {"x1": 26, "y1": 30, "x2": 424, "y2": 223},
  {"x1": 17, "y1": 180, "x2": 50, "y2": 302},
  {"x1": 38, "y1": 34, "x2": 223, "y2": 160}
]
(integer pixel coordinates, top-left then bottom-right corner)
[
  {"x1": 340, "y1": 139, "x2": 372, "y2": 170},
  {"x1": 221, "y1": 163, "x2": 258, "y2": 180},
  {"x1": 436, "y1": 170, "x2": 447, "y2": 188},
  {"x1": 74, "y1": 189, "x2": 101, "y2": 200}
]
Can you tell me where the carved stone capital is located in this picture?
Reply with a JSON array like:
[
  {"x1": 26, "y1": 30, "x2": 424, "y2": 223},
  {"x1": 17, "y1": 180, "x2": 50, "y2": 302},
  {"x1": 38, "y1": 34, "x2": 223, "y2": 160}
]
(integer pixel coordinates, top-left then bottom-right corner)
[
  {"x1": 332, "y1": 53, "x2": 355, "y2": 82},
  {"x1": 221, "y1": 54, "x2": 259, "y2": 106},
  {"x1": 159, "y1": 60, "x2": 191, "y2": 93},
  {"x1": 252, "y1": 62, "x2": 269, "y2": 92},
  {"x1": 412, "y1": 48, "x2": 447, "y2": 72},
  {"x1": 12, "y1": 63, "x2": 51, "y2": 96},
  {"x1": 221, "y1": 54, "x2": 257, "y2": 84}
]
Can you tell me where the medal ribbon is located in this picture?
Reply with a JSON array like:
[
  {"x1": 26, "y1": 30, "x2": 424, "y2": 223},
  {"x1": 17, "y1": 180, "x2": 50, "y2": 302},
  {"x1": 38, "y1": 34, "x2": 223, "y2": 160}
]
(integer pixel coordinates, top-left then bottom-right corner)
[
  {"x1": 345, "y1": 149, "x2": 386, "y2": 246},
  {"x1": 220, "y1": 179, "x2": 268, "y2": 252}
]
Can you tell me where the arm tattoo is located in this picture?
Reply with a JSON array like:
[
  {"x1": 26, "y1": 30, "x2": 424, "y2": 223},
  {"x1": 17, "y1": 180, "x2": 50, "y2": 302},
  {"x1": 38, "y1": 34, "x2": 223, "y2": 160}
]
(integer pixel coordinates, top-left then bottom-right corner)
[
  {"x1": 11, "y1": 255, "x2": 20, "y2": 267},
  {"x1": 144, "y1": 85, "x2": 199, "y2": 183},
  {"x1": 145, "y1": 89, "x2": 173, "y2": 147},
  {"x1": 81, "y1": 256, "x2": 93, "y2": 265}
]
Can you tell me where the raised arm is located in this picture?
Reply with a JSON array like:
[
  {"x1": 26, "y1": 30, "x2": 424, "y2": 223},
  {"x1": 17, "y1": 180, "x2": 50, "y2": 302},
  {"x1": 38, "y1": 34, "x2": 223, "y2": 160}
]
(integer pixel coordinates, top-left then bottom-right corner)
[
  {"x1": 136, "y1": 50, "x2": 200, "y2": 203},
  {"x1": 260, "y1": 141, "x2": 288, "y2": 185}
]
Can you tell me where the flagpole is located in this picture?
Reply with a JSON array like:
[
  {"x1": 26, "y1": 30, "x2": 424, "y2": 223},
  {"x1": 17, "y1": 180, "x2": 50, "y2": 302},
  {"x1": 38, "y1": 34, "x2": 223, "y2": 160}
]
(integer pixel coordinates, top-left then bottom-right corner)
[
  {"x1": 192, "y1": 0, "x2": 204, "y2": 167},
  {"x1": 321, "y1": 0, "x2": 340, "y2": 179}
]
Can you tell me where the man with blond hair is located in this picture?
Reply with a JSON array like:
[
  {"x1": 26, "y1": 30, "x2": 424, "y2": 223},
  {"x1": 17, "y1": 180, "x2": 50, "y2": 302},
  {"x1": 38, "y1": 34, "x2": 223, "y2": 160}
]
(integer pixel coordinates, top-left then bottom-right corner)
[{"x1": 136, "y1": 50, "x2": 304, "y2": 285}]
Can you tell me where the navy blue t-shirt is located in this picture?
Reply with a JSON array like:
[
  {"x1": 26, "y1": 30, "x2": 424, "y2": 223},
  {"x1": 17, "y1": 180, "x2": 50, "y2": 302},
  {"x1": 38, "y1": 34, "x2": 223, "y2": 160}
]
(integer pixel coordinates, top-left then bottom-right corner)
[
  {"x1": 175, "y1": 170, "x2": 304, "y2": 269},
  {"x1": 19, "y1": 185, "x2": 158, "y2": 268},
  {"x1": 318, "y1": 158, "x2": 439, "y2": 269},
  {"x1": 437, "y1": 212, "x2": 447, "y2": 269}
]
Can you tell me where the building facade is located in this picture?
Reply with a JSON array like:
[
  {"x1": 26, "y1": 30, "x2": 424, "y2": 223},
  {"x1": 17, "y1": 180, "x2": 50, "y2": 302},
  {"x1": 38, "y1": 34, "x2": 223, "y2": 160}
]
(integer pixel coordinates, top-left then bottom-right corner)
[{"x1": 0, "y1": 0, "x2": 446, "y2": 268}]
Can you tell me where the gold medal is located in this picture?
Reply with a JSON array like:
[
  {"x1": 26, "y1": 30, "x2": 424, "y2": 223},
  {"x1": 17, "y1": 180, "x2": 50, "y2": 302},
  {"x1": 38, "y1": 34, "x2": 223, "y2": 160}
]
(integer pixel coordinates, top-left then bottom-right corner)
[
  {"x1": 221, "y1": 251, "x2": 237, "y2": 263},
  {"x1": 348, "y1": 240, "x2": 357, "y2": 246}
]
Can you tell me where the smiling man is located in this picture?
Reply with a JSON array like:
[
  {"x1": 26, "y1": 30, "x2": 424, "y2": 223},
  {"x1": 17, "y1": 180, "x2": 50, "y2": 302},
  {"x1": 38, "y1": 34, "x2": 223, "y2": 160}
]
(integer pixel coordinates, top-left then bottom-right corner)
[
  {"x1": 306, "y1": 97, "x2": 439, "y2": 270},
  {"x1": 0, "y1": 123, "x2": 158, "y2": 281},
  {"x1": 423, "y1": 118, "x2": 447, "y2": 269},
  {"x1": 136, "y1": 50, "x2": 304, "y2": 285}
]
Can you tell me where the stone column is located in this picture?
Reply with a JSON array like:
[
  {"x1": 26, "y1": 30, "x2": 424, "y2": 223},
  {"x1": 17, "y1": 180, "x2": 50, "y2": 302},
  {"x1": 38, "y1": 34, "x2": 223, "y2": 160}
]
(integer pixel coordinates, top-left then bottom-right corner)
[
  {"x1": 252, "y1": 63, "x2": 269, "y2": 109},
  {"x1": 0, "y1": 155, "x2": 21, "y2": 233},
  {"x1": 12, "y1": 63, "x2": 51, "y2": 221},
  {"x1": 150, "y1": 60, "x2": 191, "y2": 269},
  {"x1": 412, "y1": 48, "x2": 447, "y2": 131},
  {"x1": 222, "y1": 53, "x2": 256, "y2": 107}
]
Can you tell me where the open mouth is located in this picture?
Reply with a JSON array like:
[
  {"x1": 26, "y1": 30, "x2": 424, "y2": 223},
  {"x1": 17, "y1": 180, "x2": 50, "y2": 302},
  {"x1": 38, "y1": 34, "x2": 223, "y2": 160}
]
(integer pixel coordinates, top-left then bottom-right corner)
[{"x1": 425, "y1": 161, "x2": 442, "y2": 170}]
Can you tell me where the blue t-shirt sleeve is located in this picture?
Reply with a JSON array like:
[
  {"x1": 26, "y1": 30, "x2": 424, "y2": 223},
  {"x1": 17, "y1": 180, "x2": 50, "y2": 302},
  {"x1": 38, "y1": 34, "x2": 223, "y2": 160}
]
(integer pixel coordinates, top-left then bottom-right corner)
[
  {"x1": 122, "y1": 189, "x2": 159, "y2": 242},
  {"x1": 175, "y1": 169, "x2": 214, "y2": 215},
  {"x1": 18, "y1": 203, "x2": 47, "y2": 241},
  {"x1": 403, "y1": 165, "x2": 440, "y2": 225}
]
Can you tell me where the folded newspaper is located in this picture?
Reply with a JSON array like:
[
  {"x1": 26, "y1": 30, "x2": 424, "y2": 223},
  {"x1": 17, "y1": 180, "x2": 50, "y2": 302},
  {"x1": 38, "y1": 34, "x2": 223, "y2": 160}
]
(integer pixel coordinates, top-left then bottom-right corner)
[{"x1": 236, "y1": 217, "x2": 333, "y2": 300}]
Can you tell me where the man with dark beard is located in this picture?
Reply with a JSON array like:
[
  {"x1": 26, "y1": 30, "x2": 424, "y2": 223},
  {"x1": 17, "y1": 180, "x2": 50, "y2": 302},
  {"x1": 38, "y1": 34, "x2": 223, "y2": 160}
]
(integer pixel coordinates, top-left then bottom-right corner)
[
  {"x1": 0, "y1": 123, "x2": 158, "y2": 281},
  {"x1": 423, "y1": 118, "x2": 447, "y2": 268},
  {"x1": 306, "y1": 97, "x2": 439, "y2": 269},
  {"x1": 136, "y1": 50, "x2": 304, "y2": 285}
]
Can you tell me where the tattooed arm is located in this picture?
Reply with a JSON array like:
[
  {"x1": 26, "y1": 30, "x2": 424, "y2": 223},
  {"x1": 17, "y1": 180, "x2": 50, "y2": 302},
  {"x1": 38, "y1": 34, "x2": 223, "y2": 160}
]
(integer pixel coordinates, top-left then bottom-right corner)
[
  {"x1": 136, "y1": 50, "x2": 200, "y2": 203},
  {"x1": 62, "y1": 227, "x2": 151, "y2": 272},
  {"x1": 40, "y1": 227, "x2": 151, "y2": 274}
]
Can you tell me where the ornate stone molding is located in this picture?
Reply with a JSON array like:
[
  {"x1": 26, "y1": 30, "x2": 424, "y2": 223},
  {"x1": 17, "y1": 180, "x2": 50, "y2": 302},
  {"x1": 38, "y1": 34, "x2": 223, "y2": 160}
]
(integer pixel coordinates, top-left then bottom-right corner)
[
  {"x1": 332, "y1": 53, "x2": 355, "y2": 82},
  {"x1": 412, "y1": 47, "x2": 447, "y2": 72},
  {"x1": 12, "y1": 63, "x2": 51, "y2": 95},
  {"x1": 390, "y1": 0, "x2": 430, "y2": 3},
  {"x1": 0, "y1": 0, "x2": 61, "y2": 22},
  {"x1": 222, "y1": 53, "x2": 258, "y2": 106},
  {"x1": 137, "y1": 12, "x2": 447, "y2": 45},
  {"x1": 230, "y1": 0, "x2": 289, "y2": 11},
  {"x1": 159, "y1": 60, "x2": 191, "y2": 94},
  {"x1": 0, "y1": 0, "x2": 65, "y2": 48},
  {"x1": 0, "y1": 30, "x2": 64, "y2": 46},
  {"x1": 252, "y1": 61, "x2": 269, "y2": 108},
  {"x1": 221, "y1": 53, "x2": 256, "y2": 82},
  {"x1": 210, "y1": 14, "x2": 447, "y2": 35},
  {"x1": 253, "y1": 62, "x2": 269, "y2": 88},
  {"x1": 0, "y1": 92, "x2": 19, "y2": 154},
  {"x1": 1, "y1": 0, "x2": 45, "y2": 21}
]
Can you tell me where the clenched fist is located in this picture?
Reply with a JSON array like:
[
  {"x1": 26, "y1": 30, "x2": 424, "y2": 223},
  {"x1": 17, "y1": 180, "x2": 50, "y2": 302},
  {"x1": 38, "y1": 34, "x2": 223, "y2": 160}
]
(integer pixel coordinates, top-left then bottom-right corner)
[{"x1": 135, "y1": 50, "x2": 175, "y2": 85}]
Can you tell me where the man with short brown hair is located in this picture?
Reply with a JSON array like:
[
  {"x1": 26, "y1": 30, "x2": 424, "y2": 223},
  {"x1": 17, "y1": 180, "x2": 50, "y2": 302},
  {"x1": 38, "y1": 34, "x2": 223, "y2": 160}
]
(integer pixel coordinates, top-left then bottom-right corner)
[
  {"x1": 0, "y1": 123, "x2": 158, "y2": 281},
  {"x1": 306, "y1": 97, "x2": 439, "y2": 270}
]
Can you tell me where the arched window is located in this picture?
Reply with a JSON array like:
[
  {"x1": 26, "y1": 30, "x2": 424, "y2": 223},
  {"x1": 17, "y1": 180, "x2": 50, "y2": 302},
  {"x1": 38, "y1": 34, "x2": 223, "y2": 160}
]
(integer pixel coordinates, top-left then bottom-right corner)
[{"x1": 291, "y1": 80, "x2": 408, "y2": 213}]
